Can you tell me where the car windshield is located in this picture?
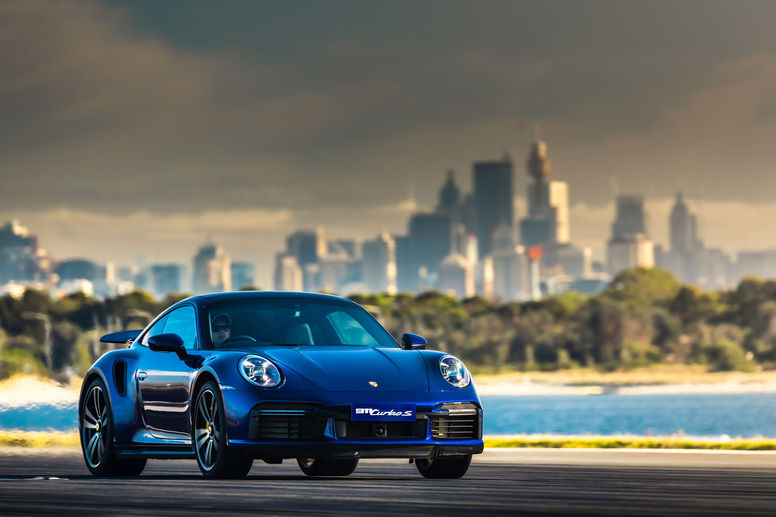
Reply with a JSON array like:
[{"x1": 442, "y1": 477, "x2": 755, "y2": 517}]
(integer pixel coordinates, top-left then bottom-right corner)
[{"x1": 205, "y1": 298, "x2": 399, "y2": 349}]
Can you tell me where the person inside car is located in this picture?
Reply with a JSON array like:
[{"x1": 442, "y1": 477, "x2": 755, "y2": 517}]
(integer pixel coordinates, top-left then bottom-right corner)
[{"x1": 211, "y1": 313, "x2": 231, "y2": 346}]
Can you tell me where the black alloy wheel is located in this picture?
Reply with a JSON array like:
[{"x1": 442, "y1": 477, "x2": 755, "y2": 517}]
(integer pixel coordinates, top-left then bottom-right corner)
[
  {"x1": 80, "y1": 378, "x2": 146, "y2": 477},
  {"x1": 415, "y1": 454, "x2": 472, "y2": 479},
  {"x1": 193, "y1": 381, "x2": 253, "y2": 478},
  {"x1": 296, "y1": 457, "x2": 359, "y2": 477}
]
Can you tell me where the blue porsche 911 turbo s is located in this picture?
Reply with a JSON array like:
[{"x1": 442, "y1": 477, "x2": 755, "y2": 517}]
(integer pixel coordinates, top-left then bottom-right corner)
[{"x1": 79, "y1": 292, "x2": 483, "y2": 479}]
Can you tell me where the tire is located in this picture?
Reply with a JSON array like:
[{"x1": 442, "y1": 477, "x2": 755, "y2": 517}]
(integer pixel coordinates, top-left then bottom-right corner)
[
  {"x1": 79, "y1": 377, "x2": 147, "y2": 477},
  {"x1": 415, "y1": 454, "x2": 472, "y2": 479},
  {"x1": 297, "y1": 457, "x2": 359, "y2": 477},
  {"x1": 193, "y1": 381, "x2": 253, "y2": 479}
]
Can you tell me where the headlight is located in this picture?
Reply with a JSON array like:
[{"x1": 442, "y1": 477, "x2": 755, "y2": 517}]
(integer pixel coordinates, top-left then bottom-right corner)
[
  {"x1": 438, "y1": 355, "x2": 471, "y2": 388},
  {"x1": 239, "y1": 355, "x2": 283, "y2": 388}
]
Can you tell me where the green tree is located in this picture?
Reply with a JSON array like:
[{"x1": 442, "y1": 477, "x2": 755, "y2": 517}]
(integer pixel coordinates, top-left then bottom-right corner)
[{"x1": 604, "y1": 268, "x2": 681, "y2": 308}]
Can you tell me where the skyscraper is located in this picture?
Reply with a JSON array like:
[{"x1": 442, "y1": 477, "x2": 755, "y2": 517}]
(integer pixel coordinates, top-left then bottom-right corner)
[
  {"x1": 394, "y1": 235, "x2": 413, "y2": 293},
  {"x1": 285, "y1": 229, "x2": 327, "y2": 268},
  {"x1": 611, "y1": 195, "x2": 647, "y2": 238},
  {"x1": 285, "y1": 229, "x2": 327, "y2": 291},
  {"x1": 473, "y1": 157, "x2": 514, "y2": 257},
  {"x1": 607, "y1": 195, "x2": 654, "y2": 274},
  {"x1": 407, "y1": 213, "x2": 453, "y2": 291},
  {"x1": 436, "y1": 169, "x2": 462, "y2": 224},
  {"x1": 362, "y1": 233, "x2": 397, "y2": 294},
  {"x1": 0, "y1": 220, "x2": 40, "y2": 283},
  {"x1": 273, "y1": 253, "x2": 303, "y2": 291},
  {"x1": 519, "y1": 142, "x2": 569, "y2": 246},
  {"x1": 491, "y1": 225, "x2": 528, "y2": 301},
  {"x1": 192, "y1": 243, "x2": 231, "y2": 293},
  {"x1": 231, "y1": 262, "x2": 255, "y2": 290},
  {"x1": 438, "y1": 253, "x2": 474, "y2": 299},
  {"x1": 669, "y1": 193, "x2": 696, "y2": 253},
  {"x1": 151, "y1": 264, "x2": 182, "y2": 297}
]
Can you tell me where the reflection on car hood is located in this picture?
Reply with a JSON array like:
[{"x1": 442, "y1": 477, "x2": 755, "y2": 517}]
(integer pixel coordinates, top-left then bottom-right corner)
[{"x1": 248, "y1": 345, "x2": 429, "y2": 392}]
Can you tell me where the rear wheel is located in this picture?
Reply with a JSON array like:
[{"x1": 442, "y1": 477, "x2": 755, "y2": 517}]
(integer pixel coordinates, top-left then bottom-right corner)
[
  {"x1": 297, "y1": 457, "x2": 359, "y2": 477},
  {"x1": 80, "y1": 378, "x2": 146, "y2": 477},
  {"x1": 193, "y1": 381, "x2": 253, "y2": 479},
  {"x1": 415, "y1": 454, "x2": 472, "y2": 479}
]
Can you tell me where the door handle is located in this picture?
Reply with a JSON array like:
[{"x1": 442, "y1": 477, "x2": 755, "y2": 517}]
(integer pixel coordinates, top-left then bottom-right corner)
[{"x1": 138, "y1": 371, "x2": 148, "y2": 381}]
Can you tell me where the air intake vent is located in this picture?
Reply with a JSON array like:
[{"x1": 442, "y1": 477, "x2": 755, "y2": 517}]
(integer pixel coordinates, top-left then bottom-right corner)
[
  {"x1": 430, "y1": 403, "x2": 480, "y2": 440},
  {"x1": 113, "y1": 361, "x2": 127, "y2": 396},
  {"x1": 255, "y1": 415, "x2": 327, "y2": 441}
]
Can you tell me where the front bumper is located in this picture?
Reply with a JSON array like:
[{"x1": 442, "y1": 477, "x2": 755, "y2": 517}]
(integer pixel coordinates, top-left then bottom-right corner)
[{"x1": 221, "y1": 389, "x2": 484, "y2": 460}]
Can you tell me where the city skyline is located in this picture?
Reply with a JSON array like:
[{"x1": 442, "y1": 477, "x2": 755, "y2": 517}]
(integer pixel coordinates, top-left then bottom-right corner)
[
  {"x1": 2, "y1": 1, "x2": 776, "y2": 288},
  {"x1": 2, "y1": 138, "x2": 774, "y2": 297}
]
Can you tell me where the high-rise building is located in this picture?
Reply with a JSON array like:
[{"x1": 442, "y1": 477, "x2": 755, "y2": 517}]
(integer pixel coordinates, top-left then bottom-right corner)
[
  {"x1": 548, "y1": 181, "x2": 570, "y2": 244},
  {"x1": 319, "y1": 254, "x2": 350, "y2": 293},
  {"x1": 328, "y1": 239, "x2": 359, "y2": 259},
  {"x1": 273, "y1": 254, "x2": 303, "y2": 291},
  {"x1": 286, "y1": 229, "x2": 327, "y2": 268},
  {"x1": 362, "y1": 233, "x2": 397, "y2": 294},
  {"x1": 438, "y1": 253, "x2": 474, "y2": 299},
  {"x1": 611, "y1": 195, "x2": 647, "y2": 238},
  {"x1": 436, "y1": 169, "x2": 463, "y2": 224},
  {"x1": 55, "y1": 259, "x2": 99, "y2": 283},
  {"x1": 473, "y1": 157, "x2": 514, "y2": 257},
  {"x1": 407, "y1": 213, "x2": 453, "y2": 291},
  {"x1": 394, "y1": 235, "x2": 413, "y2": 293},
  {"x1": 607, "y1": 235, "x2": 655, "y2": 274},
  {"x1": 231, "y1": 262, "x2": 255, "y2": 290},
  {"x1": 670, "y1": 193, "x2": 695, "y2": 253},
  {"x1": 607, "y1": 195, "x2": 653, "y2": 275},
  {"x1": 192, "y1": 244, "x2": 231, "y2": 293},
  {"x1": 519, "y1": 142, "x2": 570, "y2": 247},
  {"x1": 452, "y1": 225, "x2": 478, "y2": 266},
  {"x1": 491, "y1": 225, "x2": 528, "y2": 301},
  {"x1": 0, "y1": 220, "x2": 40, "y2": 283},
  {"x1": 151, "y1": 264, "x2": 182, "y2": 296},
  {"x1": 285, "y1": 229, "x2": 327, "y2": 291}
]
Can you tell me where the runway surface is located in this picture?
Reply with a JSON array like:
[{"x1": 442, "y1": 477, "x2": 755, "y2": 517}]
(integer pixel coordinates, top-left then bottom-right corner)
[{"x1": 1, "y1": 448, "x2": 775, "y2": 516}]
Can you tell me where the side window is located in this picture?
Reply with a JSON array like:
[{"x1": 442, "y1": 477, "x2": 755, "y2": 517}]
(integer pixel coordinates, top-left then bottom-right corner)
[
  {"x1": 327, "y1": 311, "x2": 379, "y2": 346},
  {"x1": 141, "y1": 314, "x2": 169, "y2": 346},
  {"x1": 162, "y1": 306, "x2": 198, "y2": 350}
]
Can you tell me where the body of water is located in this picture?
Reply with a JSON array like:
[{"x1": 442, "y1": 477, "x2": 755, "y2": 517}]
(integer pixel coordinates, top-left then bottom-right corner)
[{"x1": 2, "y1": 393, "x2": 776, "y2": 437}]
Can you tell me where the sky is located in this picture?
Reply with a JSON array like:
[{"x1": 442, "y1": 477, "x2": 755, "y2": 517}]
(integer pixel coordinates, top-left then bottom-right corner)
[{"x1": 1, "y1": 0, "x2": 776, "y2": 287}]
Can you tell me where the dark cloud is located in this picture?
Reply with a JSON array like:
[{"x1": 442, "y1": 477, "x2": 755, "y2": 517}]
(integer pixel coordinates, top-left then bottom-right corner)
[{"x1": 1, "y1": 0, "x2": 776, "y2": 277}]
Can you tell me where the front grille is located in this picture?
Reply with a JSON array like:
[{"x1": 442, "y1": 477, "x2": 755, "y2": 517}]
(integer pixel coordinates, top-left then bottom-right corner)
[
  {"x1": 430, "y1": 403, "x2": 480, "y2": 440},
  {"x1": 254, "y1": 414, "x2": 327, "y2": 441},
  {"x1": 345, "y1": 420, "x2": 426, "y2": 440},
  {"x1": 249, "y1": 405, "x2": 329, "y2": 441}
]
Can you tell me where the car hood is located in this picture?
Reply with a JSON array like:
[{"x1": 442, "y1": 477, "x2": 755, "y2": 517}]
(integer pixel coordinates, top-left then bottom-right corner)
[{"x1": 254, "y1": 345, "x2": 429, "y2": 392}]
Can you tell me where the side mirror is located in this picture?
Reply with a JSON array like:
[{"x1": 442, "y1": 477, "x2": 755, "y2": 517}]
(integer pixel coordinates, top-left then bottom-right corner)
[
  {"x1": 148, "y1": 333, "x2": 186, "y2": 356},
  {"x1": 401, "y1": 332, "x2": 427, "y2": 350}
]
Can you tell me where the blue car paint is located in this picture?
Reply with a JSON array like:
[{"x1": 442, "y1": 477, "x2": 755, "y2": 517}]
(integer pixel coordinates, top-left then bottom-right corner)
[{"x1": 80, "y1": 292, "x2": 484, "y2": 460}]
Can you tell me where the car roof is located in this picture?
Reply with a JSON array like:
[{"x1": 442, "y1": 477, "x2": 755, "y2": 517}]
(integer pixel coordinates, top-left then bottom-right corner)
[{"x1": 173, "y1": 291, "x2": 355, "y2": 310}]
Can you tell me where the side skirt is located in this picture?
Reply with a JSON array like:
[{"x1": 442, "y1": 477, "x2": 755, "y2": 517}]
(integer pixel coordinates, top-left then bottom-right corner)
[{"x1": 115, "y1": 444, "x2": 195, "y2": 459}]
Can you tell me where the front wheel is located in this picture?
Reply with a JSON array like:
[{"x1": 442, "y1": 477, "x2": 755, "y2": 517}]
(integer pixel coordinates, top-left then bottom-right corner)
[
  {"x1": 193, "y1": 381, "x2": 253, "y2": 479},
  {"x1": 415, "y1": 455, "x2": 472, "y2": 479},
  {"x1": 80, "y1": 378, "x2": 146, "y2": 477},
  {"x1": 297, "y1": 457, "x2": 359, "y2": 477}
]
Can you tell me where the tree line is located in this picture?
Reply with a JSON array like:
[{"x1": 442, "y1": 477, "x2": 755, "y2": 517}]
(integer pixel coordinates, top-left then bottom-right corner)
[{"x1": 3, "y1": 268, "x2": 776, "y2": 380}]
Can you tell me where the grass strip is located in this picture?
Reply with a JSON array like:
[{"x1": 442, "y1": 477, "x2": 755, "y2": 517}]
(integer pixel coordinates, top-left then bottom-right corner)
[
  {"x1": 485, "y1": 436, "x2": 776, "y2": 450},
  {"x1": 3, "y1": 430, "x2": 776, "y2": 451},
  {"x1": 0, "y1": 431, "x2": 79, "y2": 448}
]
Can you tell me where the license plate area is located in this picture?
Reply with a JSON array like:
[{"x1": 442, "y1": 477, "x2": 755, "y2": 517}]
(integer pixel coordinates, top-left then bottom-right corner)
[{"x1": 351, "y1": 404, "x2": 416, "y2": 421}]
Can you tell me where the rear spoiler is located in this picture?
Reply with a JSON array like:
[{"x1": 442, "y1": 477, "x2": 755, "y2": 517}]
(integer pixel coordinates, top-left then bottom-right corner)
[{"x1": 100, "y1": 330, "x2": 142, "y2": 344}]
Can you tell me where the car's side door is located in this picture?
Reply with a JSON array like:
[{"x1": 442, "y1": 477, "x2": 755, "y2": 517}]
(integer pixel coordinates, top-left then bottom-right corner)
[{"x1": 136, "y1": 305, "x2": 199, "y2": 439}]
